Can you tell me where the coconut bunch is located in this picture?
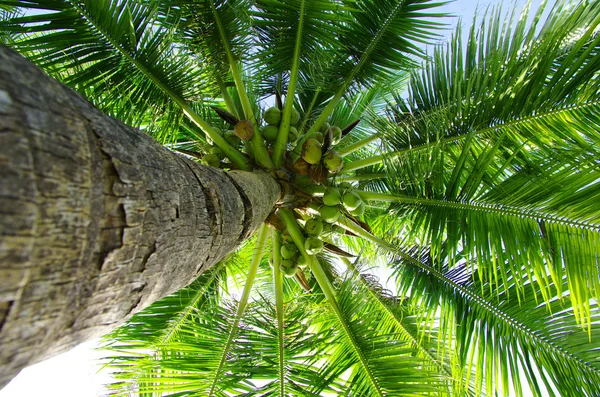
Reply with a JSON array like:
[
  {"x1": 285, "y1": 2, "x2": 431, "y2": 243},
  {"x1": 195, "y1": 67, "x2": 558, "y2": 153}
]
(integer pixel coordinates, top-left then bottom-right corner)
[
  {"x1": 261, "y1": 106, "x2": 300, "y2": 144},
  {"x1": 270, "y1": 181, "x2": 367, "y2": 279},
  {"x1": 321, "y1": 183, "x2": 366, "y2": 218},
  {"x1": 274, "y1": 215, "x2": 338, "y2": 278},
  {"x1": 189, "y1": 99, "x2": 373, "y2": 297},
  {"x1": 292, "y1": 121, "x2": 347, "y2": 184},
  {"x1": 198, "y1": 99, "x2": 355, "y2": 179}
]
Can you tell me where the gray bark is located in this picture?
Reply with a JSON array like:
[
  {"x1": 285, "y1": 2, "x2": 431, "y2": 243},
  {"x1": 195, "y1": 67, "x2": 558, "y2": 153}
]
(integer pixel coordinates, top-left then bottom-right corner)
[{"x1": 0, "y1": 47, "x2": 280, "y2": 387}]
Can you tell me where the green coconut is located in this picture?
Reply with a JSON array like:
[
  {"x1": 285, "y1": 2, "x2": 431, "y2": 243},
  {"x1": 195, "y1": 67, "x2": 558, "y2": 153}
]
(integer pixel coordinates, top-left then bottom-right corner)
[
  {"x1": 350, "y1": 201, "x2": 366, "y2": 217},
  {"x1": 281, "y1": 243, "x2": 298, "y2": 260},
  {"x1": 279, "y1": 259, "x2": 298, "y2": 277},
  {"x1": 262, "y1": 125, "x2": 279, "y2": 142},
  {"x1": 288, "y1": 126, "x2": 298, "y2": 141},
  {"x1": 305, "y1": 218, "x2": 324, "y2": 236},
  {"x1": 201, "y1": 153, "x2": 221, "y2": 168},
  {"x1": 323, "y1": 151, "x2": 344, "y2": 173},
  {"x1": 224, "y1": 130, "x2": 241, "y2": 147},
  {"x1": 342, "y1": 191, "x2": 362, "y2": 211},
  {"x1": 319, "y1": 122, "x2": 331, "y2": 134},
  {"x1": 264, "y1": 106, "x2": 281, "y2": 125},
  {"x1": 302, "y1": 138, "x2": 323, "y2": 164},
  {"x1": 320, "y1": 222, "x2": 333, "y2": 236},
  {"x1": 305, "y1": 236, "x2": 324, "y2": 255},
  {"x1": 314, "y1": 132, "x2": 324, "y2": 143},
  {"x1": 290, "y1": 108, "x2": 301, "y2": 125},
  {"x1": 296, "y1": 254, "x2": 308, "y2": 268},
  {"x1": 320, "y1": 205, "x2": 340, "y2": 223},
  {"x1": 323, "y1": 187, "x2": 341, "y2": 206},
  {"x1": 331, "y1": 125, "x2": 342, "y2": 143},
  {"x1": 209, "y1": 146, "x2": 225, "y2": 159},
  {"x1": 338, "y1": 182, "x2": 353, "y2": 192}
]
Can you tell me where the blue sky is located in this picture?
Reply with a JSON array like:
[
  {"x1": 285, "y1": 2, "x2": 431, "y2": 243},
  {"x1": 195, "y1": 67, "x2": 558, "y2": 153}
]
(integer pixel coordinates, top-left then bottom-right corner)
[{"x1": 0, "y1": 1, "x2": 557, "y2": 396}]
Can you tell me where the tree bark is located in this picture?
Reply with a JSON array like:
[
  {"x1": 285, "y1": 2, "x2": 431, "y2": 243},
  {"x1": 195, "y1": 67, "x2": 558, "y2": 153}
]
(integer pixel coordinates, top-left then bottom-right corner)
[{"x1": 0, "y1": 46, "x2": 280, "y2": 387}]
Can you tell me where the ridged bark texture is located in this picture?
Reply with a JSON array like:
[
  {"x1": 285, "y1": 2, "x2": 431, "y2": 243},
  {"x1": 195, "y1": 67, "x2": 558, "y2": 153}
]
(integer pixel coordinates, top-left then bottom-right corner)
[{"x1": 0, "y1": 47, "x2": 280, "y2": 387}]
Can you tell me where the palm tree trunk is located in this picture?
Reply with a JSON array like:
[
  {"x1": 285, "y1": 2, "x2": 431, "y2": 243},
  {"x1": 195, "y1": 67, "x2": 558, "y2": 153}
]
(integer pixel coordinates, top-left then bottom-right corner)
[{"x1": 0, "y1": 46, "x2": 280, "y2": 387}]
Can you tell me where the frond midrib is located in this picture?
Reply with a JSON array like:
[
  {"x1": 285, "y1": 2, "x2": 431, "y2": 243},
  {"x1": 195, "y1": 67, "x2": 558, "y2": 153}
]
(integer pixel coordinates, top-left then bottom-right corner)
[
  {"x1": 342, "y1": 99, "x2": 600, "y2": 172},
  {"x1": 357, "y1": 191, "x2": 600, "y2": 231},
  {"x1": 66, "y1": 0, "x2": 185, "y2": 107},
  {"x1": 336, "y1": 215, "x2": 600, "y2": 382},
  {"x1": 397, "y1": 249, "x2": 600, "y2": 380},
  {"x1": 343, "y1": 258, "x2": 453, "y2": 379},
  {"x1": 207, "y1": 225, "x2": 269, "y2": 396},
  {"x1": 298, "y1": 0, "x2": 413, "y2": 146},
  {"x1": 312, "y1": 263, "x2": 384, "y2": 397}
]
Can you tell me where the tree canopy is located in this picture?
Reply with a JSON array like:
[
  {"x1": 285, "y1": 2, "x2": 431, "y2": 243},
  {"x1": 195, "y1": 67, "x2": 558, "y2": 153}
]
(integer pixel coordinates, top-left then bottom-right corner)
[{"x1": 1, "y1": 0, "x2": 599, "y2": 395}]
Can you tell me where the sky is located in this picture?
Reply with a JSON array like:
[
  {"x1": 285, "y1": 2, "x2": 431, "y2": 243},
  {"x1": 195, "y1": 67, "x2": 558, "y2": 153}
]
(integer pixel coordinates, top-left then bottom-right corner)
[{"x1": 1, "y1": 1, "x2": 556, "y2": 396}]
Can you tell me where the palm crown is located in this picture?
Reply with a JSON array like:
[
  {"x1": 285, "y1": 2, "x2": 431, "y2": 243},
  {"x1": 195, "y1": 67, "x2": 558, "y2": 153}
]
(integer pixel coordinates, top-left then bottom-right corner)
[{"x1": 1, "y1": 0, "x2": 600, "y2": 395}]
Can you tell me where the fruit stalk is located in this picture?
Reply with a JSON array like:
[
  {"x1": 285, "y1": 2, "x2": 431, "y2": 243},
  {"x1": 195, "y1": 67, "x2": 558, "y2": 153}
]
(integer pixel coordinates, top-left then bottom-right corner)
[
  {"x1": 335, "y1": 173, "x2": 386, "y2": 182},
  {"x1": 278, "y1": 209, "x2": 313, "y2": 266},
  {"x1": 209, "y1": 1, "x2": 272, "y2": 170}
]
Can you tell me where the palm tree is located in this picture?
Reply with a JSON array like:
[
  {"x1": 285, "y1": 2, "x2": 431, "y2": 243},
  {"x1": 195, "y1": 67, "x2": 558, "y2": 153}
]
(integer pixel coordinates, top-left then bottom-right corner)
[{"x1": 1, "y1": 0, "x2": 599, "y2": 395}]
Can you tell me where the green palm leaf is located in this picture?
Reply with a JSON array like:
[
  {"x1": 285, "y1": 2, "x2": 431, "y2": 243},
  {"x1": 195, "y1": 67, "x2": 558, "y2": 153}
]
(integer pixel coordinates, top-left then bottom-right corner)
[
  {"x1": 0, "y1": 0, "x2": 213, "y2": 142},
  {"x1": 391, "y1": 249, "x2": 600, "y2": 397}
]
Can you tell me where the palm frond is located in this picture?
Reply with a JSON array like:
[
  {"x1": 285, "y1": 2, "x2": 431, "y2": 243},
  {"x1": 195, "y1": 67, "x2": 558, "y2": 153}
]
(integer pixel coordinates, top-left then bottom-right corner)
[
  {"x1": 291, "y1": 0, "x2": 446, "y2": 154},
  {"x1": 381, "y1": 0, "x2": 600, "y2": 156},
  {"x1": 321, "y1": 276, "x2": 448, "y2": 396},
  {"x1": 252, "y1": 0, "x2": 346, "y2": 82},
  {"x1": 345, "y1": 0, "x2": 600, "y2": 326},
  {"x1": 151, "y1": 0, "x2": 253, "y2": 90},
  {"x1": 391, "y1": 247, "x2": 600, "y2": 397},
  {"x1": 0, "y1": 0, "x2": 213, "y2": 142}
]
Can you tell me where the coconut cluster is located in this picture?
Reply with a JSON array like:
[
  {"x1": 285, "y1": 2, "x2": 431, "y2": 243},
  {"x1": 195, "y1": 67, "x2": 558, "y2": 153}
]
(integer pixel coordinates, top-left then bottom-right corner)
[
  {"x1": 261, "y1": 106, "x2": 300, "y2": 144},
  {"x1": 322, "y1": 183, "x2": 366, "y2": 218},
  {"x1": 271, "y1": 182, "x2": 366, "y2": 278},
  {"x1": 197, "y1": 104, "x2": 369, "y2": 283},
  {"x1": 274, "y1": 214, "x2": 342, "y2": 278},
  {"x1": 294, "y1": 122, "x2": 344, "y2": 183},
  {"x1": 200, "y1": 105, "x2": 347, "y2": 181},
  {"x1": 201, "y1": 126, "x2": 242, "y2": 167}
]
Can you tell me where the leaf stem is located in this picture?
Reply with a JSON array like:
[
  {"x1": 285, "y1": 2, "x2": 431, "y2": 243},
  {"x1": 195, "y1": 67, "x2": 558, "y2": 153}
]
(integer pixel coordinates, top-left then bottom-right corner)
[
  {"x1": 340, "y1": 153, "x2": 386, "y2": 173},
  {"x1": 215, "y1": 73, "x2": 238, "y2": 118},
  {"x1": 277, "y1": 209, "x2": 383, "y2": 396},
  {"x1": 208, "y1": 224, "x2": 269, "y2": 396},
  {"x1": 354, "y1": 190, "x2": 600, "y2": 231},
  {"x1": 341, "y1": 257, "x2": 453, "y2": 379},
  {"x1": 272, "y1": 0, "x2": 306, "y2": 168},
  {"x1": 341, "y1": 99, "x2": 600, "y2": 173},
  {"x1": 291, "y1": 0, "x2": 408, "y2": 160},
  {"x1": 180, "y1": 104, "x2": 249, "y2": 170},
  {"x1": 323, "y1": 212, "x2": 600, "y2": 382},
  {"x1": 298, "y1": 88, "x2": 322, "y2": 132},
  {"x1": 334, "y1": 173, "x2": 386, "y2": 182},
  {"x1": 67, "y1": 0, "x2": 250, "y2": 171},
  {"x1": 272, "y1": 230, "x2": 286, "y2": 396},
  {"x1": 337, "y1": 133, "x2": 381, "y2": 157},
  {"x1": 209, "y1": 1, "x2": 273, "y2": 170}
]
